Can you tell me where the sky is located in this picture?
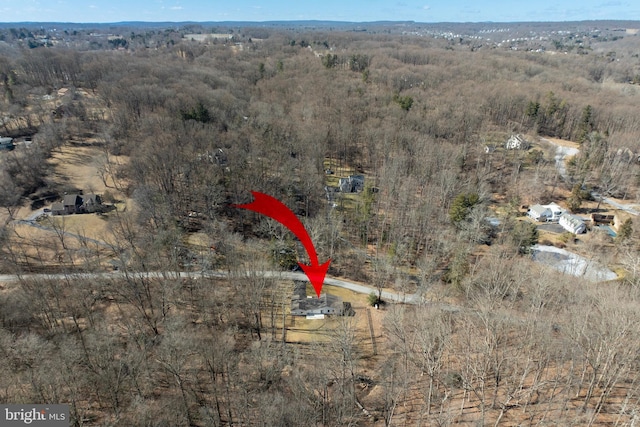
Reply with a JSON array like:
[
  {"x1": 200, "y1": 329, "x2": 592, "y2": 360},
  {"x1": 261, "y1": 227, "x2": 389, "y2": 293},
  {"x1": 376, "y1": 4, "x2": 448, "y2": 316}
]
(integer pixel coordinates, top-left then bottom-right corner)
[{"x1": 0, "y1": 0, "x2": 639, "y2": 23}]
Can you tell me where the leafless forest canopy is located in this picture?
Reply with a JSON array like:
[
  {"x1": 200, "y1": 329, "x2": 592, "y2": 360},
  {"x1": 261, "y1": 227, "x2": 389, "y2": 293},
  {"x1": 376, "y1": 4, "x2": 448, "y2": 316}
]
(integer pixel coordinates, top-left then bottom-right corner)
[{"x1": 1, "y1": 21, "x2": 640, "y2": 426}]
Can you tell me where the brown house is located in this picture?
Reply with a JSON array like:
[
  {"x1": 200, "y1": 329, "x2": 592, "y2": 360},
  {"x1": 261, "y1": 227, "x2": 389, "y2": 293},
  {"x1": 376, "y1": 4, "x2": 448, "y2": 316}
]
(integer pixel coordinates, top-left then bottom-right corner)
[
  {"x1": 63, "y1": 194, "x2": 82, "y2": 214},
  {"x1": 82, "y1": 194, "x2": 102, "y2": 213},
  {"x1": 52, "y1": 193, "x2": 102, "y2": 216}
]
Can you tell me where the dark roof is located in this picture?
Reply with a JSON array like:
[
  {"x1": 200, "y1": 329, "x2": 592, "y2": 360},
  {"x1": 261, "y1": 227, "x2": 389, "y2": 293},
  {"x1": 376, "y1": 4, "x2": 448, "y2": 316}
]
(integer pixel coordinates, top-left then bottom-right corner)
[
  {"x1": 291, "y1": 293, "x2": 342, "y2": 312},
  {"x1": 292, "y1": 281, "x2": 307, "y2": 300},
  {"x1": 82, "y1": 194, "x2": 100, "y2": 204},
  {"x1": 291, "y1": 280, "x2": 342, "y2": 313},
  {"x1": 63, "y1": 194, "x2": 81, "y2": 206}
]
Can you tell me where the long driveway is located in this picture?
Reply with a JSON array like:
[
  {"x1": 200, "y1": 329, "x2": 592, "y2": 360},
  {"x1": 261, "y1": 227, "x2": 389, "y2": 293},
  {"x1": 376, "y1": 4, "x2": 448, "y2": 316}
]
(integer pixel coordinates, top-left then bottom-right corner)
[
  {"x1": 13, "y1": 207, "x2": 113, "y2": 248},
  {"x1": 541, "y1": 137, "x2": 579, "y2": 181},
  {"x1": 541, "y1": 137, "x2": 639, "y2": 216}
]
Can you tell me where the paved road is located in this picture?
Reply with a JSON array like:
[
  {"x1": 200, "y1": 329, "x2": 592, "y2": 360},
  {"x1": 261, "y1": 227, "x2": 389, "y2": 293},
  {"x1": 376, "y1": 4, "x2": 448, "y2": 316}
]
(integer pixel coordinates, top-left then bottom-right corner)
[
  {"x1": 0, "y1": 269, "x2": 424, "y2": 305},
  {"x1": 278, "y1": 271, "x2": 421, "y2": 304},
  {"x1": 590, "y1": 192, "x2": 640, "y2": 216},
  {"x1": 5, "y1": 206, "x2": 435, "y2": 306}
]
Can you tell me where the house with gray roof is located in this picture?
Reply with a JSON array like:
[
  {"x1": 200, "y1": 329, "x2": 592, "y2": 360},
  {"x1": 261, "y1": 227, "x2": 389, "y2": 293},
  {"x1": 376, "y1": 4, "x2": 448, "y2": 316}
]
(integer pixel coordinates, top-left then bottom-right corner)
[
  {"x1": 82, "y1": 194, "x2": 102, "y2": 213},
  {"x1": 559, "y1": 212, "x2": 586, "y2": 234},
  {"x1": 52, "y1": 193, "x2": 103, "y2": 215},
  {"x1": 338, "y1": 175, "x2": 365, "y2": 193},
  {"x1": 291, "y1": 281, "x2": 352, "y2": 317},
  {"x1": 62, "y1": 194, "x2": 82, "y2": 214}
]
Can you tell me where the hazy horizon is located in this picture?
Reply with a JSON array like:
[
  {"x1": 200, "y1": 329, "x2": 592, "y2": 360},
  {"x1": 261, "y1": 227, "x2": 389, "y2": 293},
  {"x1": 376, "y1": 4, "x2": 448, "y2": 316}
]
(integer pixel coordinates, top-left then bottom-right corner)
[{"x1": 1, "y1": 0, "x2": 639, "y2": 25}]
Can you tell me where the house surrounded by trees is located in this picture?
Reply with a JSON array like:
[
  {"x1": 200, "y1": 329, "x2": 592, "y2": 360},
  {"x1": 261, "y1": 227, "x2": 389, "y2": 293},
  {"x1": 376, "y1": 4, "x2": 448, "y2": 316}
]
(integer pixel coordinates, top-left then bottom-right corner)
[
  {"x1": 290, "y1": 281, "x2": 351, "y2": 317},
  {"x1": 51, "y1": 193, "x2": 102, "y2": 215}
]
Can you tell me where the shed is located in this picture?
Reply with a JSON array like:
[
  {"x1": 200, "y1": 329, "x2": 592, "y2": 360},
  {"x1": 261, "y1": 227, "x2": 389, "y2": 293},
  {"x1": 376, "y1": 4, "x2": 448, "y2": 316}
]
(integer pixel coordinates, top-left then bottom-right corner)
[{"x1": 0, "y1": 136, "x2": 14, "y2": 151}]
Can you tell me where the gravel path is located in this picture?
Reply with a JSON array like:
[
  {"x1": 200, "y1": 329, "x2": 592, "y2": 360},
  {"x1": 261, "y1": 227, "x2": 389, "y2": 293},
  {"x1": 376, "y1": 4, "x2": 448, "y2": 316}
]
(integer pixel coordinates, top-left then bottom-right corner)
[{"x1": 541, "y1": 137, "x2": 638, "y2": 216}]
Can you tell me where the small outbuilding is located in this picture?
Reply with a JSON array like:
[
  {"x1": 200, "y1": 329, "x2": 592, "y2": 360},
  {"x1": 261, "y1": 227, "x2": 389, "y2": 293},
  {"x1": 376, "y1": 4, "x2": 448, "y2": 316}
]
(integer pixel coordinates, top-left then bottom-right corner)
[
  {"x1": 51, "y1": 202, "x2": 65, "y2": 216},
  {"x1": 0, "y1": 136, "x2": 14, "y2": 151}
]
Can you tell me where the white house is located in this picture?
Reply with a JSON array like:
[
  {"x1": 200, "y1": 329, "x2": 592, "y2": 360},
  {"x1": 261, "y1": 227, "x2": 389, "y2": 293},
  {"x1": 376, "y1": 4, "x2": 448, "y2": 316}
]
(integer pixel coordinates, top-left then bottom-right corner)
[
  {"x1": 559, "y1": 212, "x2": 586, "y2": 234},
  {"x1": 528, "y1": 204, "x2": 551, "y2": 221},
  {"x1": 505, "y1": 134, "x2": 530, "y2": 150},
  {"x1": 528, "y1": 203, "x2": 564, "y2": 222},
  {"x1": 546, "y1": 203, "x2": 565, "y2": 221}
]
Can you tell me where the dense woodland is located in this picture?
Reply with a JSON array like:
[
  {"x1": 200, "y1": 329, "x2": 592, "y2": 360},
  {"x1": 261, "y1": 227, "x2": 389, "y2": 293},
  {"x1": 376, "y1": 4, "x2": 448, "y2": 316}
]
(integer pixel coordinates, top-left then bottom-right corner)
[{"x1": 1, "y1": 22, "x2": 640, "y2": 425}]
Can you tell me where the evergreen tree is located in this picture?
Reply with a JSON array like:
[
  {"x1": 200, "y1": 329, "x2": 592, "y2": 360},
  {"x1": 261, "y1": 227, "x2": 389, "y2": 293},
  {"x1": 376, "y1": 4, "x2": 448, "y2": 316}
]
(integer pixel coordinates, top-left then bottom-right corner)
[
  {"x1": 577, "y1": 105, "x2": 594, "y2": 143},
  {"x1": 511, "y1": 221, "x2": 539, "y2": 254},
  {"x1": 617, "y1": 218, "x2": 633, "y2": 242},
  {"x1": 567, "y1": 184, "x2": 583, "y2": 213},
  {"x1": 449, "y1": 192, "x2": 480, "y2": 224}
]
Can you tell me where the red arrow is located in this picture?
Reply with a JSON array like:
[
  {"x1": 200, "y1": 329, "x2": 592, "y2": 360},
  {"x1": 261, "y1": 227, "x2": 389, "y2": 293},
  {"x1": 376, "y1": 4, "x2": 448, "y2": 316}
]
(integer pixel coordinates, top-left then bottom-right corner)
[{"x1": 232, "y1": 191, "x2": 330, "y2": 297}]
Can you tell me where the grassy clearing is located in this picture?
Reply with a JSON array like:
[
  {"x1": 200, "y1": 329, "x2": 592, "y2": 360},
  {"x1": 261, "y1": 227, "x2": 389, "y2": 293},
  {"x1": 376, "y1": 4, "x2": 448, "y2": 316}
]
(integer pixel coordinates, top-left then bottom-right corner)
[
  {"x1": 40, "y1": 213, "x2": 112, "y2": 242},
  {"x1": 280, "y1": 282, "x2": 376, "y2": 349}
]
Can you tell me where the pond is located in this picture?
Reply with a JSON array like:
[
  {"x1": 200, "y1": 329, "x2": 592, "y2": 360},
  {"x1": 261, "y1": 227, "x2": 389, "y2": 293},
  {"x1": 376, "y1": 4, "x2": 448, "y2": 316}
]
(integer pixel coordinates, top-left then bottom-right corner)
[{"x1": 531, "y1": 245, "x2": 617, "y2": 282}]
